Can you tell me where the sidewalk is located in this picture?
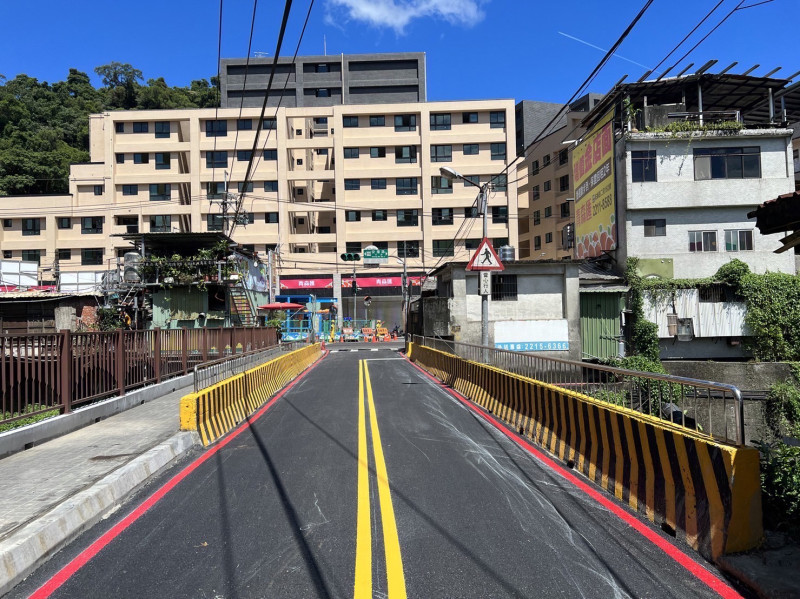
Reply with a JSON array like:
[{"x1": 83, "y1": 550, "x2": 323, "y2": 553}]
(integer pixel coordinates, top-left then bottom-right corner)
[{"x1": 0, "y1": 385, "x2": 200, "y2": 595}]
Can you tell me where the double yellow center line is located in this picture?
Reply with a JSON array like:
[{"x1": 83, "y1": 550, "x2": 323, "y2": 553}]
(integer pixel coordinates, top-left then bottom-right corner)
[{"x1": 354, "y1": 360, "x2": 407, "y2": 599}]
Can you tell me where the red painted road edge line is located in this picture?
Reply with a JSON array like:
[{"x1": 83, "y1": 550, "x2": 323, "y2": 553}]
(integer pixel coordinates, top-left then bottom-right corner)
[
  {"x1": 30, "y1": 350, "x2": 329, "y2": 599},
  {"x1": 404, "y1": 355, "x2": 742, "y2": 599}
]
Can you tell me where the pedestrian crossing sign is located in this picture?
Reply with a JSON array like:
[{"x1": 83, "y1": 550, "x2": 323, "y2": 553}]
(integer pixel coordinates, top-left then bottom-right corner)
[{"x1": 466, "y1": 237, "x2": 504, "y2": 271}]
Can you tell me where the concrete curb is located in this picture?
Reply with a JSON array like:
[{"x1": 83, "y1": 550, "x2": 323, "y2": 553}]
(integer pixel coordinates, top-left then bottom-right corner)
[{"x1": 0, "y1": 430, "x2": 200, "y2": 596}]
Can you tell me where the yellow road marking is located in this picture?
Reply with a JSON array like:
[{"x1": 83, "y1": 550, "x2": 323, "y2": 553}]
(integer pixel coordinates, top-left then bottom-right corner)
[
  {"x1": 353, "y1": 362, "x2": 372, "y2": 598},
  {"x1": 363, "y1": 360, "x2": 407, "y2": 599}
]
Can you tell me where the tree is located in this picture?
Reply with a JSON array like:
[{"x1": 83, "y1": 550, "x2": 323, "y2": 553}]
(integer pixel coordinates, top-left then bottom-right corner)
[{"x1": 94, "y1": 62, "x2": 143, "y2": 109}]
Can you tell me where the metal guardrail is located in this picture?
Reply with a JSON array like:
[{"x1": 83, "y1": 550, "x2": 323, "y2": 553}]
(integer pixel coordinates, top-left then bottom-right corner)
[
  {"x1": 413, "y1": 336, "x2": 746, "y2": 445},
  {"x1": 193, "y1": 341, "x2": 305, "y2": 392}
]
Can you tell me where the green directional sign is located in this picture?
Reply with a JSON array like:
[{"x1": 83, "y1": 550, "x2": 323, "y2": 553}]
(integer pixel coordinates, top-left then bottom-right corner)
[{"x1": 363, "y1": 245, "x2": 388, "y2": 264}]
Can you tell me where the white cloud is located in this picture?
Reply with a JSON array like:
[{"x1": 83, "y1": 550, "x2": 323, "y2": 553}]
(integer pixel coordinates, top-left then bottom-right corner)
[{"x1": 325, "y1": 0, "x2": 486, "y2": 34}]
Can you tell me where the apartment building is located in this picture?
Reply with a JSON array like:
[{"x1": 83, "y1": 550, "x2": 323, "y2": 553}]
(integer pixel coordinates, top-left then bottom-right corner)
[
  {"x1": 0, "y1": 101, "x2": 517, "y2": 293},
  {"x1": 517, "y1": 94, "x2": 602, "y2": 260},
  {"x1": 220, "y1": 53, "x2": 427, "y2": 109}
]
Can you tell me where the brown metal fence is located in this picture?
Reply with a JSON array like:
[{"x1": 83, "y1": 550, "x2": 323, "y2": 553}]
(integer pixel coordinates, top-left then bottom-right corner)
[{"x1": 0, "y1": 327, "x2": 278, "y2": 426}]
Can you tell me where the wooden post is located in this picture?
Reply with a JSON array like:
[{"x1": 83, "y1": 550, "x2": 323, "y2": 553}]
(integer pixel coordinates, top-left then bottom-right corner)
[
  {"x1": 181, "y1": 327, "x2": 188, "y2": 374},
  {"x1": 154, "y1": 327, "x2": 162, "y2": 383},
  {"x1": 116, "y1": 329, "x2": 125, "y2": 396},
  {"x1": 58, "y1": 330, "x2": 73, "y2": 414}
]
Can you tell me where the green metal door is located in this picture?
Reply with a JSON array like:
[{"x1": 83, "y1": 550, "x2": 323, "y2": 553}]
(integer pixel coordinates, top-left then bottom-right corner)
[{"x1": 580, "y1": 292, "x2": 624, "y2": 360}]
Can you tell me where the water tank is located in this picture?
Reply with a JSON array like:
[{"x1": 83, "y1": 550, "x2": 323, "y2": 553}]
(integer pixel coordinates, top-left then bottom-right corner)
[
  {"x1": 123, "y1": 252, "x2": 141, "y2": 283},
  {"x1": 498, "y1": 245, "x2": 515, "y2": 262}
]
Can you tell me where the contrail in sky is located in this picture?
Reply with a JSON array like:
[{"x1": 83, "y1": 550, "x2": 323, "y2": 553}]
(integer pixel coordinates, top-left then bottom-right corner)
[{"x1": 558, "y1": 31, "x2": 652, "y2": 70}]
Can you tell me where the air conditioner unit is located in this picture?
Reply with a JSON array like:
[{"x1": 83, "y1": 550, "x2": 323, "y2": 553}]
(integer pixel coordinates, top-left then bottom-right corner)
[
  {"x1": 667, "y1": 313, "x2": 678, "y2": 336},
  {"x1": 676, "y1": 318, "x2": 694, "y2": 342}
]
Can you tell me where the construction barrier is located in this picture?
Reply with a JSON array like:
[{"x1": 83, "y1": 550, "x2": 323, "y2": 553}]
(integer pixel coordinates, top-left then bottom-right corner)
[
  {"x1": 180, "y1": 344, "x2": 322, "y2": 446},
  {"x1": 407, "y1": 342, "x2": 762, "y2": 560}
]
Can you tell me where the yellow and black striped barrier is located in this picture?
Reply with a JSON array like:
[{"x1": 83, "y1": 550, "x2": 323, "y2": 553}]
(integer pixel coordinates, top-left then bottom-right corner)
[
  {"x1": 407, "y1": 342, "x2": 762, "y2": 560},
  {"x1": 180, "y1": 344, "x2": 322, "y2": 446}
]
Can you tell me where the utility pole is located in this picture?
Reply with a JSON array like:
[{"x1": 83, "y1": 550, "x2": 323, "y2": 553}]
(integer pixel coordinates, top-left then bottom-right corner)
[
  {"x1": 352, "y1": 262, "x2": 357, "y2": 325},
  {"x1": 479, "y1": 185, "x2": 489, "y2": 361}
]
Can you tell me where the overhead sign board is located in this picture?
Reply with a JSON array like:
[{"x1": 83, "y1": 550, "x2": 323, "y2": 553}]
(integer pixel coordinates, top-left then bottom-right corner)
[
  {"x1": 572, "y1": 109, "x2": 616, "y2": 258},
  {"x1": 466, "y1": 238, "x2": 504, "y2": 271},
  {"x1": 362, "y1": 245, "x2": 388, "y2": 265}
]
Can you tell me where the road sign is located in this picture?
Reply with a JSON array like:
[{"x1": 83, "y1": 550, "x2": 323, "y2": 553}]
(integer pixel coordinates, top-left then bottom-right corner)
[
  {"x1": 362, "y1": 245, "x2": 388, "y2": 265},
  {"x1": 466, "y1": 237, "x2": 504, "y2": 271},
  {"x1": 479, "y1": 271, "x2": 491, "y2": 296}
]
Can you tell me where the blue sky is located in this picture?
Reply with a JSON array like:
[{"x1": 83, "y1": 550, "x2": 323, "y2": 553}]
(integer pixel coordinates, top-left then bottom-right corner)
[{"x1": 1, "y1": 0, "x2": 797, "y2": 104}]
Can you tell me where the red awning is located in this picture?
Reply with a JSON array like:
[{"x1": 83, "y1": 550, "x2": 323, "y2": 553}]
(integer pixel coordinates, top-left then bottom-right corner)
[{"x1": 258, "y1": 302, "x2": 306, "y2": 310}]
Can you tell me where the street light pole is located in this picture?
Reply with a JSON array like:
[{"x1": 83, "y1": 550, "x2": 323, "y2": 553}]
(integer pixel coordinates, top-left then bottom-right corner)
[{"x1": 440, "y1": 167, "x2": 491, "y2": 361}]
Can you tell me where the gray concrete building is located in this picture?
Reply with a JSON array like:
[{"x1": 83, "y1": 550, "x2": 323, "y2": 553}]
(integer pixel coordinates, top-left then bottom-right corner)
[{"x1": 220, "y1": 52, "x2": 427, "y2": 108}]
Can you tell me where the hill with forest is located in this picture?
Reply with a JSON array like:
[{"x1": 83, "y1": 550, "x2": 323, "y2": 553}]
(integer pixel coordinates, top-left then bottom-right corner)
[{"x1": 0, "y1": 62, "x2": 218, "y2": 196}]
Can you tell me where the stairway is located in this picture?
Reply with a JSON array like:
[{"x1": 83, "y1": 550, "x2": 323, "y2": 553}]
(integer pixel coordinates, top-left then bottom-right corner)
[{"x1": 228, "y1": 285, "x2": 256, "y2": 327}]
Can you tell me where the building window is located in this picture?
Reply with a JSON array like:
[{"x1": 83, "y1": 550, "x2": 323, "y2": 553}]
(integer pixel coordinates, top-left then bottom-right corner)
[
  {"x1": 57, "y1": 217, "x2": 71, "y2": 229},
  {"x1": 544, "y1": 206, "x2": 552, "y2": 218},
  {"x1": 313, "y1": 117, "x2": 328, "y2": 126},
  {"x1": 237, "y1": 182, "x2": 253, "y2": 193},
  {"x1": 396, "y1": 178, "x2": 418, "y2": 195},
  {"x1": 316, "y1": 148, "x2": 328, "y2": 155},
  {"x1": 237, "y1": 150, "x2": 253, "y2": 161},
  {"x1": 463, "y1": 175, "x2": 480, "y2": 187},
  {"x1": 57, "y1": 249, "x2": 71, "y2": 261},
  {"x1": 462, "y1": 112, "x2": 479, "y2": 124},
  {"x1": 371, "y1": 178, "x2": 387, "y2": 190},
  {"x1": 395, "y1": 146, "x2": 417, "y2": 163},
  {"x1": 117, "y1": 216, "x2": 138, "y2": 233},
  {"x1": 207, "y1": 182, "x2": 226, "y2": 199},
  {"x1": 316, "y1": 63, "x2": 330, "y2": 73},
  {"x1": 491, "y1": 143, "x2": 506, "y2": 161},
  {"x1": 155, "y1": 153, "x2": 170, "y2": 170},
  {"x1": 134, "y1": 153, "x2": 149, "y2": 165},
  {"x1": 345, "y1": 242, "x2": 361, "y2": 254},
  {"x1": 133, "y1": 122, "x2": 149, "y2": 134},
  {"x1": 150, "y1": 215, "x2": 171, "y2": 233},
  {"x1": 115, "y1": 122, "x2": 124, "y2": 134},
  {"x1": 370, "y1": 115, "x2": 385, "y2": 127},
  {"x1": 689, "y1": 231, "x2": 718, "y2": 252},
  {"x1": 542, "y1": 154, "x2": 551, "y2": 167},
  {"x1": 394, "y1": 114, "x2": 416, "y2": 132},
  {"x1": 345, "y1": 210, "x2": 361, "y2": 222},
  {"x1": 464, "y1": 206, "x2": 479, "y2": 218},
  {"x1": 149, "y1": 183, "x2": 171, "y2": 201},
  {"x1": 237, "y1": 119, "x2": 252, "y2": 130},
  {"x1": 560, "y1": 202, "x2": 571, "y2": 218},
  {"x1": 370, "y1": 147, "x2": 386, "y2": 158},
  {"x1": 345, "y1": 179, "x2": 361, "y2": 190},
  {"x1": 558, "y1": 174, "x2": 569, "y2": 192},
  {"x1": 433, "y1": 239, "x2": 454, "y2": 257},
  {"x1": 489, "y1": 111, "x2": 506, "y2": 129},
  {"x1": 491, "y1": 206, "x2": 508, "y2": 224},
  {"x1": 432, "y1": 208, "x2": 454, "y2": 225},
  {"x1": 531, "y1": 160, "x2": 539, "y2": 175},
  {"x1": 372, "y1": 241, "x2": 389, "y2": 251},
  {"x1": 206, "y1": 151, "x2": 228, "y2": 168},
  {"x1": 316, "y1": 88, "x2": 330, "y2": 98},
  {"x1": 81, "y1": 217, "x2": 103, "y2": 234},
  {"x1": 397, "y1": 209, "x2": 419, "y2": 227},
  {"x1": 534, "y1": 236, "x2": 541, "y2": 250},
  {"x1": 465, "y1": 238, "x2": 481, "y2": 250},
  {"x1": 81, "y1": 248, "x2": 103, "y2": 266},
  {"x1": 694, "y1": 147, "x2": 761, "y2": 180},
  {"x1": 372, "y1": 210, "x2": 387, "y2": 221},
  {"x1": 21, "y1": 249, "x2": 41, "y2": 264},
  {"x1": 644, "y1": 218, "x2": 666, "y2": 237},
  {"x1": 431, "y1": 176, "x2": 453, "y2": 194},
  {"x1": 533, "y1": 210, "x2": 541, "y2": 225},
  {"x1": 493, "y1": 174, "x2": 508, "y2": 192},
  {"x1": 558, "y1": 149, "x2": 569, "y2": 166},
  {"x1": 22, "y1": 218, "x2": 41, "y2": 236},
  {"x1": 463, "y1": 144, "x2": 479, "y2": 155},
  {"x1": 543, "y1": 180, "x2": 551, "y2": 192},
  {"x1": 116, "y1": 153, "x2": 125, "y2": 164},
  {"x1": 265, "y1": 212, "x2": 279, "y2": 224},
  {"x1": 532, "y1": 185, "x2": 540, "y2": 201},
  {"x1": 122, "y1": 184, "x2": 138, "y2": 196},
  {"x1": 491, "y1": 274, "x2": 517, "y2": 301},
  {"x1": 398, "y1": 240, "x2": 420, "y2": 258},
  {"x1": 93, "y1": 185, "x2": 104, "y2": 195},
  {"x1": 343, "y1": 116, "x2": 359, "y2": 128},
  {"x1": 154, "y1": 121, "x2": 170, "y2": 138},
  {"x1": 431, "y1": 145, "x2": 452, "y2": 162},
  {"x1": 205, "y1": 120, "x2": 227, "y2": 137},
  {"x1": 262, "y1": 118, "x2": 277, "y2": 130},
  {"x1": 344, "y1": 147, "x2": 359, "y2": 159},
  {"x1": 725, "y1": 229, "x2": 754, "y2": 251},
  {"x1": 545, "y1": 232, "x2": 553, "y2": 244},
  {"x1": 264, "y1": 180, "x2": 278, "y2": 192},
  {"x1": 430, "y1": 113, "x2": 451, "y2": 131},
  {"x1": 263, "y1": 149, "x2": 278, "y2": 160},
  {"x1": 207, "y1": 214, "x2": 224, "y2": 231},
  {"x1": 632, "y1": 150, "x2": 657, "y2": 182}
]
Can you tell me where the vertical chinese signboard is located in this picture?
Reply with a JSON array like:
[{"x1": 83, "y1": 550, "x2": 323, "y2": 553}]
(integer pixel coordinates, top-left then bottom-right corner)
[{"x1": 572, "y1": 110, "x2": 616, "y2": 258}]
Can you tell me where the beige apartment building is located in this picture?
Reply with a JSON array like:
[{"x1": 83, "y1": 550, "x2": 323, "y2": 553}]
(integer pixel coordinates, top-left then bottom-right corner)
[
  {"x1": 517, "y1": 95, "x2": 601, "y2": 260},
  {"x1": 0, "y1": 100, "x2": 517, "y2": 280}
]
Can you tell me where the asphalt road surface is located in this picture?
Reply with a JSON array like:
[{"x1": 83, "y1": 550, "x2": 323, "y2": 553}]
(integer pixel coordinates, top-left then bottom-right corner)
[{"x1": 16, "y1": 349, "x2": 744, "y2": 598}]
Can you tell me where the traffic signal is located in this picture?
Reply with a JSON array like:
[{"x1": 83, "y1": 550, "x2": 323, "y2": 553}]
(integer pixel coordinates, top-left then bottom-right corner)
[
  {"x1": 352, "y1": 281, "x2": 359, "y2": 295},
  {"x1": 340, "y1": 253, "x2": 361, "y2": 261}
]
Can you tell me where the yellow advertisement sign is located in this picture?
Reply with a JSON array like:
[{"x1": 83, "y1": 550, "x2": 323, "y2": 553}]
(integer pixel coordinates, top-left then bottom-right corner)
[{"x1": 572, "y1": 110, "x2": 616, "y2": 258}]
